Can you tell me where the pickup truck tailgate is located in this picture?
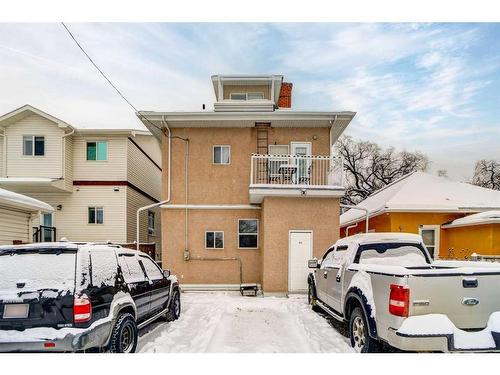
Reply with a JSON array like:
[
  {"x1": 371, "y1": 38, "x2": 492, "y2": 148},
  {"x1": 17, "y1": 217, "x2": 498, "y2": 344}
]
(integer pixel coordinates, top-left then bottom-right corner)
[{"x1": 408, "y1": 270, "x2": 500, "y2": 329}]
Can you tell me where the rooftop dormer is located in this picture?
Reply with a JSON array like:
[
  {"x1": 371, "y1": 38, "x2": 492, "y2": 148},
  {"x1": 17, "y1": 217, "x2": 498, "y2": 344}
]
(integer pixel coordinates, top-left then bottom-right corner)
[{"x1": 211, "y1": 74, "x2": 291, "y2": 112}]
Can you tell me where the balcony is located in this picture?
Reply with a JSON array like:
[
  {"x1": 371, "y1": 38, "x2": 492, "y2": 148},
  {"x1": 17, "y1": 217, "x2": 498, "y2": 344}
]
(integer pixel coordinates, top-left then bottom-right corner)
[
  {"x1": 249, "y1": 154, "x2": 345, "y2": 203},
  {"x1": 32, "y1": 225, "x2": 57, "y2": 243}
]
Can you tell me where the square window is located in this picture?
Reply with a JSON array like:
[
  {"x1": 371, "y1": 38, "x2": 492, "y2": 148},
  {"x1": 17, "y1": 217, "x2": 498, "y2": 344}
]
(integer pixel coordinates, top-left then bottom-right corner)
[
  {"x1": 238, "y1": 219, "x2": 258, "y2": 249},
  {"x1": 87, "y1": 141, "x2": 108, "y2": 161},
  {"x1": 23, "y1": 136, "x2": 44, "y2": 156},
  {"x1": 88, "y1": 207, "x2": 104, "y2": 224},
  {"x1": 213, "y1": 146, "x2": 230, "y2": 165},
  {"x1": 205, "y1": 231, "x2": 224, "y2": 249}
]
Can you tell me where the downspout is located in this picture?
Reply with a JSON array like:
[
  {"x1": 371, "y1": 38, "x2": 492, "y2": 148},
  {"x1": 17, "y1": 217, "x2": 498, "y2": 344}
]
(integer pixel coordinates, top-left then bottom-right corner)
[
  {"x1": 61, "y1": 129, "x2": 75, "y2": 180},
  {"x1": 340, "y1": 204, "x2": 369, "y2": 234},
  {"x1": 136, "y1": 115, "x2": 172, "y2": 251},
  {"x1": 0, "y1": 129, "x2": 5, "y2": 176}
]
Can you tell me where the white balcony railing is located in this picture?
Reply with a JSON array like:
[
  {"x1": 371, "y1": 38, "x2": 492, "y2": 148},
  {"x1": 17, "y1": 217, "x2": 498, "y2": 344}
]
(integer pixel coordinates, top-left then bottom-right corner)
[{"x1": 250, "y1": 154, "x2": 344, "y2": 188}]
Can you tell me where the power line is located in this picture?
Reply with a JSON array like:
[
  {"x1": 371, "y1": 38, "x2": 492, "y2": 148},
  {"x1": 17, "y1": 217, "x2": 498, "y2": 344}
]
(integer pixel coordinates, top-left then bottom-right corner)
[{"x1": 61, "y1": 22, "x2": 186, "y2": 140}]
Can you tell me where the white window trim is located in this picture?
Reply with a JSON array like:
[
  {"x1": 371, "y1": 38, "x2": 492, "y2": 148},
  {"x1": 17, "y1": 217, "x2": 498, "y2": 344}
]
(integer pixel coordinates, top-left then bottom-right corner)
[
  {"x1": 212, "y1": 145, "x2": 231, "y2": 165},
  {"x1": 268, "y1": 144, "x2": 289, "y2": 155},
  {"x1": 22, "y1": 135, "x2": 45, "y2": 157},
  {"x1": 86, "y1": 140, "x2": 109, "y2": 162},
  {"x1": 237, "y1": 219, "x2": 259, "y2": 250},
  {"x1": 290, "y1": 141, "x2": 312, "y2": 156},
  {"x1": 229, "y1": 92, "x2": 265, "y2": 101},
  {"x1": 419, "y1": 225, "x2": 440, "y2": 260},
  {"x1": 88, "y1": 206, "x2": 104, "y2": 225},
  {"x1": 205, "y1": 230, "x2": 224, "y2": 250}
]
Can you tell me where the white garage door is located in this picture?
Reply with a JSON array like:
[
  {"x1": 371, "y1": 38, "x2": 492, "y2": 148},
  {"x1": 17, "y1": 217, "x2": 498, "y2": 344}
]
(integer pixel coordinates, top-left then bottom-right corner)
[{"x1": 288, "y1": 231, "x2": 313, "y2": 293}]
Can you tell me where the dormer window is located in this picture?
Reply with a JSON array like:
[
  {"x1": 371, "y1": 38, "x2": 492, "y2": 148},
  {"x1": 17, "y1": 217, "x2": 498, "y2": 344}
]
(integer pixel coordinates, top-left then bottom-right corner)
[{"x1": 230, "y1": 92, "x2": 264, "y2": 101}]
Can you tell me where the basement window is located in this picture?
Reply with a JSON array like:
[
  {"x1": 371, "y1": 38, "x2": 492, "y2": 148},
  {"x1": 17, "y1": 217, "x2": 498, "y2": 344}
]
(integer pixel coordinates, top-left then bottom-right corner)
[
  {"x1": 238, "y1": 219, "x2": 258, "y2": 249},
  {"x1": 206, "y1": 231, "x2": 224, "y2": 249}
]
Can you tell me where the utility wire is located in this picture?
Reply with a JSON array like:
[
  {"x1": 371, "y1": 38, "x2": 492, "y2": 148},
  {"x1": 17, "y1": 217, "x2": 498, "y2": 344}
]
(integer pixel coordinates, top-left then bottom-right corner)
[{"x1": 61, "y1": 22, "x2": 187, "y2": 141}]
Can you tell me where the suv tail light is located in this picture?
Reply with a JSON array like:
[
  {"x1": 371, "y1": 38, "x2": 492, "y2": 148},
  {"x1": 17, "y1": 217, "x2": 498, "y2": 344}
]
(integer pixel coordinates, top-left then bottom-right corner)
[
  {"x1": 74, "y1": 294, "x2": 92, "y2": 323},
  {"x1": 389, "y1": 284, "x2": 410, "y2": 317}
]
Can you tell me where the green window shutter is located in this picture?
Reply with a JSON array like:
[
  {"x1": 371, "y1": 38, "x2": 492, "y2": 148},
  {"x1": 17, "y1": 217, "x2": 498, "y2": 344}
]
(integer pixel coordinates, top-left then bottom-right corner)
[
  {"x1": 87, "y1": 142, "x2": 96, "y2": 160},
  {"x1": 97, "y1": 141, "x2": 108, "y2": 161}
]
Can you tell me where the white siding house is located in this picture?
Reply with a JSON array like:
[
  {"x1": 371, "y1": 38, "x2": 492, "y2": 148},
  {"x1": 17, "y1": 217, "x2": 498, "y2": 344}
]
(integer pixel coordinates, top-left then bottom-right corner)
[{"x1": 0, "y1": 105, "x2": 162, "y2": 258}]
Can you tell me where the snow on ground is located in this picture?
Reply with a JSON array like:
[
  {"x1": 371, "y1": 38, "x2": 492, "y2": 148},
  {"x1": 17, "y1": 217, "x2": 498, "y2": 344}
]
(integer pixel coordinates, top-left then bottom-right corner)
[{"x1": 138, "y1": 292, "x2": 353, "y2": 353}]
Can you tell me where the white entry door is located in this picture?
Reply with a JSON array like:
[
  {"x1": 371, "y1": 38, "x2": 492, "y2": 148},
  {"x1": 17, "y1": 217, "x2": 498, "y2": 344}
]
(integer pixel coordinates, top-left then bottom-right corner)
[{"x1": 288, "y1": 231, "x2": 313, "y2": 292}]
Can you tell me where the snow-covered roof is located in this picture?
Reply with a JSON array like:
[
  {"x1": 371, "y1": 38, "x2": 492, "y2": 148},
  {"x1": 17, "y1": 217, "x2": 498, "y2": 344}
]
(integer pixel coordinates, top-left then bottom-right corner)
[
  {"x1": 340, "y1": 172, "x2": 500, "y2": 227},
  {"x1": 0, "y1": 187, "x2": 54, "y2": 213},
  {"x1": 442, "y1": 210, "x2": 500, "y2": 228},
  {"x1": 336, "y1": 232, "x2": 423, "y2": 247}
]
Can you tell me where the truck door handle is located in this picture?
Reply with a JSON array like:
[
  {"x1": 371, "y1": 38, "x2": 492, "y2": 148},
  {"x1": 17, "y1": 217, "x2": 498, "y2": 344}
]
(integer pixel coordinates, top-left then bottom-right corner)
[
  {"x1": 323, "y1": 272, "x2": 328, "y2": 279},
  {"x1": 336, "y1": 275, "x2": 341, "y2": 282}
]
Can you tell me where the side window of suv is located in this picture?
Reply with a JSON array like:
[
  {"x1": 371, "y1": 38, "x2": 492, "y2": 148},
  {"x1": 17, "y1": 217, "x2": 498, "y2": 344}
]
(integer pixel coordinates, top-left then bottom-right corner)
[
  {"x1": 90, "y1": 247, "x2": 119, "y2": 287},
  {"x1": 320, "y1": 248, "x2": 335, "y2": 269},
  {"x1": 118, "y1": 253, "x2": 147, "y2": 283},
  {"x1": 140, "y1": 255, "x2": 163, "y2": 281}
]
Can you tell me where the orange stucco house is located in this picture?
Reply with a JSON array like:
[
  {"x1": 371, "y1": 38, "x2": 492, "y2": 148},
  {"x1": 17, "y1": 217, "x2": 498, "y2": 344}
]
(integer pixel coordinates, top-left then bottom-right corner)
[
  {"x1": 138, "y1": 74, "x2": 355, "y2": 294},
  {"x1": 340, "y1": 172, "x2": 500, "y2": 259}
]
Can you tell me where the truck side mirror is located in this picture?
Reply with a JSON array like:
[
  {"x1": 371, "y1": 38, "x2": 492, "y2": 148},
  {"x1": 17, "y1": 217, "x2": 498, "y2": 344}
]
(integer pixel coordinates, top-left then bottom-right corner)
[
  {"x1": 308, "y1": 259, "x2": 319, "y2": 269},
  {"x1": 163, "y1": 269, "x2": 171, "y2": 278}
]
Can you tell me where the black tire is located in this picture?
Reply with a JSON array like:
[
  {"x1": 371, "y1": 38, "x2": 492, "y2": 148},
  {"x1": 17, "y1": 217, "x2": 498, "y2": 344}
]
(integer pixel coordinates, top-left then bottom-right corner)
[
  {"x1": 166, "y1": 289, "x2": 181, "y2": 322},
  {"x1": 308, "y1": 281, "x2": 321, "y2": 312},
  {"x1": 108, "y1": 313, "x2": 138, "y2": 353},
  {"x1": 349, "y1": 307, "x2": 380, "y2": 353}
]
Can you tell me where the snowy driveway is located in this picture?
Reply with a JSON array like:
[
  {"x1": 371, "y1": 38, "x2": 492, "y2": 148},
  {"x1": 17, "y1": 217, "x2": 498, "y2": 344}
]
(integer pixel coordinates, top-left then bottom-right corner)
[{"x1": 138, "y1": 292, "x2": 353, "y2": 353}]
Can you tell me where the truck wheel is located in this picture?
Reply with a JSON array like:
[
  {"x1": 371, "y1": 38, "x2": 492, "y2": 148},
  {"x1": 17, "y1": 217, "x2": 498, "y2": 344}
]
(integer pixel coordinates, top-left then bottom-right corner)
[
  {"x1": 308, "y1": 282, "x2": 321, "y2": 312},
  {"x1": 349, "y1": 307, "x2": 379, "y2": 353},
  {"x1": 166, "y1": 289, "x2": 181, "y2": 322},
  {"x1": 109, "y1": 313, "x2": 138, "y2": 353}
]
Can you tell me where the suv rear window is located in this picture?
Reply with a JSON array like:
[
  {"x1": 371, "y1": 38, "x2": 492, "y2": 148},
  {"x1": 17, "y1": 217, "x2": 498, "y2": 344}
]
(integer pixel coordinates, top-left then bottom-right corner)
[{"x1": 0, "y1": 250, "x2": 76, "y2": 292}]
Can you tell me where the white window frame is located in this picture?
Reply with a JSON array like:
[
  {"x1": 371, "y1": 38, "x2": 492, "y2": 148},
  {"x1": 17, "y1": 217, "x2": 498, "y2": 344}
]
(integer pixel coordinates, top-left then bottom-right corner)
[
  {"x1": 88, "y1": 206, "x2": 104, "y2": 225},
  {"x1": 86, "y1": 140, "x2": 108, "y2": 162},
  {"x1": 148, "y1": 210, "x2": 155, "y2": 236},
  {"x1": 268, "y1": 144, "x2": 289, "y2": 155},
  {"x1": 212, "y1": 145, "x2": 231, "y2": 165},
  {"x1": 205, "y1": 231, "x2": 224, "y2": 249},
  {"x1": 23, "y1": 135, "x2": 45, "y2": 157},
  {"x1": 237, "y1": 219, "x2": 259, "y2": 249},
  {"x1": 419, "y1": 225, "x2": 440, "y2": 260},
  {"x1": 229, "y1": 92, "x2": 264, "y2": 101}
]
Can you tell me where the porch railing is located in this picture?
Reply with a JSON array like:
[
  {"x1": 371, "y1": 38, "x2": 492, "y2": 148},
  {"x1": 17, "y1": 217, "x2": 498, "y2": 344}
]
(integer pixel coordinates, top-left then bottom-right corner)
[
  {"x1": 250, "y1": 154, "x2": 344, "y2": 187},
  {"x1": 33, "y1": 225, "x2": 57, "y2": 243}
]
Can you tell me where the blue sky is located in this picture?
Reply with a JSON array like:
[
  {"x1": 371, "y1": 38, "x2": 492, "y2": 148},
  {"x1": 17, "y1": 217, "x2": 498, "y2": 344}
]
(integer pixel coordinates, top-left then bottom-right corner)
[{"x1": 0, "y1": 23, "x2": 499, "y2": 180}]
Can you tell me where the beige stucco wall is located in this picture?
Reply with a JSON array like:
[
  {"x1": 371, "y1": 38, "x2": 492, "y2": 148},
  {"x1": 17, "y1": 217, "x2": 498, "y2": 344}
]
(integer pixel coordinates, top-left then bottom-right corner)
[
  {"x1": 160, "y1": 125, "x2": 337, "y2": 291},
  {"x1": 162, "y1": 208, "x2": 262, "y2": 284},
  {"x1": 4, "y1": 114, "x2": 65, "y2": 178},
  {"x1": 260, "y1": 197, "x2": 340, "y2": 292}
]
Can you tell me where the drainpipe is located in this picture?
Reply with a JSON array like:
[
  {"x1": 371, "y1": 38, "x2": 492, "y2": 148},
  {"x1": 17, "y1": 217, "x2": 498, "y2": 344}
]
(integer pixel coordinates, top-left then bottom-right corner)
[
  {"x1": 61, "y1": 129, "x2": 75, "y2": 179},
  {"x1": 340, "y1": 204, "x2": 369, "y2": 234},
  {"x1": 136, "y1": 115, "x2": 172, "y2": 251},
  {"x1": 0, "y1": 129, "x2": 5, "y2": 175}
]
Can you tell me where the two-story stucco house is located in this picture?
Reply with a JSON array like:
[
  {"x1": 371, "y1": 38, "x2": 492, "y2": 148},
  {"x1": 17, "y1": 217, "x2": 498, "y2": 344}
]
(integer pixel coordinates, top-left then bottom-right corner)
[
  {"x1": 0, "y1": 104, "x2": 162, "y2": 256},
  {"x1": 138, "y1": 74, "x2": 355, "y2": 294}
]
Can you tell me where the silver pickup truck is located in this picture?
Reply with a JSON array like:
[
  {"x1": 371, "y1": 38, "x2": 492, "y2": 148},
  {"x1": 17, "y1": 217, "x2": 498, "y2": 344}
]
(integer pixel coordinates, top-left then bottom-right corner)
[{"x1": 307, "y1": 233, "x2": 500, "y2": 353}]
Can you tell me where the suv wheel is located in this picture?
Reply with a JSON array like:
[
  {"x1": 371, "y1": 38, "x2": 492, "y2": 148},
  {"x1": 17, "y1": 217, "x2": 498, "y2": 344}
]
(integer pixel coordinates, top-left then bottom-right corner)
[
  {"x1": 349, "y1": 307, "x2": 379, "y2": 353},
  {"x1": 308, "y1": 282, "x2": 320, "y2": 312},
  {"x1": 109, "y1": 313, "x2": 138, "y2": 353},
  {"x1": 166, "y1": 289, "x2": 181, "y2": 322}
]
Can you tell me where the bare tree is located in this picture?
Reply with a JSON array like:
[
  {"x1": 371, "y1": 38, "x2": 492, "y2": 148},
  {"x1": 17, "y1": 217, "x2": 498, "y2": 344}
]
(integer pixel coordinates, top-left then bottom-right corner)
[
  {"x1": 335, "y1": 136, "x2": 429, "y2": 205},
  {"x1": 471, "y1": 159, "x2": 500, "y2": 190}
]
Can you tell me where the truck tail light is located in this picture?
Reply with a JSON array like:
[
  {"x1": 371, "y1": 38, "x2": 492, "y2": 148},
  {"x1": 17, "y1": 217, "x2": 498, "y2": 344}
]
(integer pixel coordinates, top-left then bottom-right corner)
[
  {"x1": 389, "y1": 284, "x2": 410, "y2": 317},
  {"x1": 74, "y1": 294, "x2": 92, "y2": 323}
]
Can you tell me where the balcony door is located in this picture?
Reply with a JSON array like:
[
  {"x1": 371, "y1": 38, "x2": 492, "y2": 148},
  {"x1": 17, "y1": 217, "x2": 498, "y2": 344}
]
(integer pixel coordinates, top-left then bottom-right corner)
[
  {"x1": 41, "y1": 213, "x2": 54, "y2": 242},
  {"x1": 291, "y1": 142, "x2": 312, "y2": 184}
]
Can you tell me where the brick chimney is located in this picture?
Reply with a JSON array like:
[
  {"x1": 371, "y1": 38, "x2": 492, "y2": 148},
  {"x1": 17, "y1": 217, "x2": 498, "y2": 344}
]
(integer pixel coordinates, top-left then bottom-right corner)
[{"x1": 277, "y1": 82, "x2": 293, "y2": 108}]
